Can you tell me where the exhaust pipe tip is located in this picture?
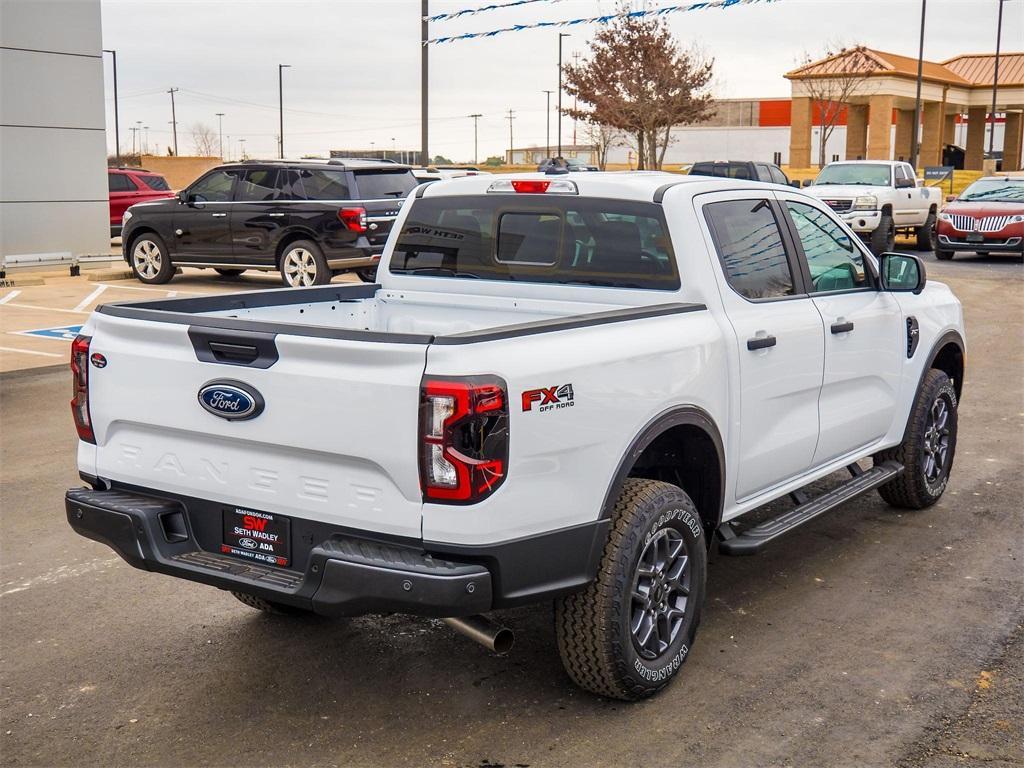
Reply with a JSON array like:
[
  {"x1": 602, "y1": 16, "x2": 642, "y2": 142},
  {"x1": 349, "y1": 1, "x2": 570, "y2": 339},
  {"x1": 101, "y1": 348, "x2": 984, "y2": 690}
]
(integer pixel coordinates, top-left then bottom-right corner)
[{"x1": 443, "y1": 615, "x2": 515, "y2": 654}]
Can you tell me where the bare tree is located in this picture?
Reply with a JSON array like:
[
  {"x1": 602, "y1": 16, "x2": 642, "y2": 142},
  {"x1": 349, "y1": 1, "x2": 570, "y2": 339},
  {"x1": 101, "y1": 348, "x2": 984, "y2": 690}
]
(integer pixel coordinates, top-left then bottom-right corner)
[
  {"x1": 794, "y1": 44, "x2": 875, "y2": 168},
  {"x1": 583, "y1": 122, "x2": 623, "y2": 170},
  {"x1": 190, "y1": 122, "x2": 218, "y2": 157},
  {"x1": 562, "y1": 4, "x2": 714, "y2": 170}
]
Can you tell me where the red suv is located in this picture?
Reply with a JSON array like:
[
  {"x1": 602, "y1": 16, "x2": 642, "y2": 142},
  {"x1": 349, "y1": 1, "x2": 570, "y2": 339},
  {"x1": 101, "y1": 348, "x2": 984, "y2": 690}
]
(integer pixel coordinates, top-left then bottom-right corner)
[
  {"x1": 108, "y1": 168, "x2": 175, "y2": 237},
  {"x1": 936, "y1": 176, "x2": 1024, "y2": 261}
]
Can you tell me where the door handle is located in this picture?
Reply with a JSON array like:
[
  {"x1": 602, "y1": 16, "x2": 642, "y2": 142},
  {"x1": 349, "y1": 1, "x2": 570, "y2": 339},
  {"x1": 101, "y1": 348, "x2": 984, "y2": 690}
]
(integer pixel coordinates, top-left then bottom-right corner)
[
  {"x1": 268, "y1": 212, "x2": 285, "y2": 218},
  {"x1": 831, "y1": 321, "x2": 855, "y2": 334},
  {"x1": 211, "y1": 212, "x2": 227, "y2": 218},
  {"x1": 747, "y1": 335, "x2": 777, "y2": 351}
]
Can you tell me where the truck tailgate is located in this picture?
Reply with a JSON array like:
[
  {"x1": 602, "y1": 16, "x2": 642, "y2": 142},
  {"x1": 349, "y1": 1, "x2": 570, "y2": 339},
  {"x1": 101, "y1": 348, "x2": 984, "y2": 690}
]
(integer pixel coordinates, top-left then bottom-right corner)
[{"x1": 84, "y1": 311, "x2": 427, "y2": 539}]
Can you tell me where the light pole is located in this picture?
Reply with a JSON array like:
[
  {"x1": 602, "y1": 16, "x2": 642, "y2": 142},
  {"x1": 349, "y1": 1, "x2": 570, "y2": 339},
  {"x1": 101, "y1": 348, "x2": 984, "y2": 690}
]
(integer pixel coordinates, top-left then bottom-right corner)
[
  {"x1": 989, "y1": 0, "x2": 1007, "y2": 158},
  {"x1": 542, "y1": 90, "x2": 553, "y2": 158},
  {"x1": 278, "y1": 64, "x2": 290, "y2": 159},
  {"x1": 102, "y1": 49, "x2": 119, "y2": 158},
  {"x1": 506, "y1": 109, "x2": 515, "y2": 164},
  {"x1": 557, "y1": 33, "x2": 570, "y2": 159},
  {"x1": 239, "y1": 137, "x2": 246, "y2": 160},
  {"x1": 130, "y1": 126, "x2": 138, "y2": 155},
  {"x1": 909, "y1": 0, "x2": 926, "y2": 169},
  {"x1": 143, "y1": 126, "x2": 149, "y2": 154},
  {"x1": 421, "y1": 0, "x2": 429, "y2": 166},
  {"x1": 167, "y1": 87, "x2": 179, "y2": 156},
  {"x1": 469, "y1": 114, "x2": 482, "y2": 164},
  {"x1": 135, "y1": 120, "x2": 141, "y2": 155},
  {"x1": 216, "y1": 112, "x2": 225, "y2": 159}
]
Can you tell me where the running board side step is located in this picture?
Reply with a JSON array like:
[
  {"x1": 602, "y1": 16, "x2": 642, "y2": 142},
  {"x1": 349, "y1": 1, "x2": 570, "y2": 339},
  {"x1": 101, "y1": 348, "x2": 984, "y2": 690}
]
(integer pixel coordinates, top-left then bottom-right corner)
[{"x1": 717, "y1": 461, "x2": 904, "y2": 556}]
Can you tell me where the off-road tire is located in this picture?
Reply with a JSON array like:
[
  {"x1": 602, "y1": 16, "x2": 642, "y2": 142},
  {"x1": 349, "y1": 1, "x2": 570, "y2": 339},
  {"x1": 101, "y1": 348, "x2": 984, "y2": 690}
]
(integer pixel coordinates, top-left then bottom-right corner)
[
  {"x1": 231, "y1": 591, "x2": 310, "y2": 616},
  {"x1": 129, "y1": 232, "x2": 174, "y2": 284},
  {"x1": 935, "y1": 249, "x2": 955, "y2": 261},
  {"x1": 214, "y1": 268, "x2": 245, "y2": 277},
  {"x1": 874, "y1": 369, "x2": 958, "y2": 509},
  {"x1": 555, "y1": 478, "x2": 706, "y2": 701},
  {"x1": 915, "y1": 212, "x2": 937, "y2": 252},
  {"x1": 869, "y1": 214, "x2": 896, "y2": 255}
]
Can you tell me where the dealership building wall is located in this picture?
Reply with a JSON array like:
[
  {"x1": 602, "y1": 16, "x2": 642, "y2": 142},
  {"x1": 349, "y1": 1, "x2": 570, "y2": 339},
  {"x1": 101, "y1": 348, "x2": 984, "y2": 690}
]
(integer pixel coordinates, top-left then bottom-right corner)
[{"x1": 0, "y1": 0, "x2": 108, "y2": 264}]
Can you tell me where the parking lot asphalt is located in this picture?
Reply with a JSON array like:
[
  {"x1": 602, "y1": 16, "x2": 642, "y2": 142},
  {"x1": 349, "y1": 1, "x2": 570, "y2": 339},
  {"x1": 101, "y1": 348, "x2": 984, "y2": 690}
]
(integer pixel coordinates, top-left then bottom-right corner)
[{"x1": 1, "y1": 253, "x2": 1021, "y2": 768}]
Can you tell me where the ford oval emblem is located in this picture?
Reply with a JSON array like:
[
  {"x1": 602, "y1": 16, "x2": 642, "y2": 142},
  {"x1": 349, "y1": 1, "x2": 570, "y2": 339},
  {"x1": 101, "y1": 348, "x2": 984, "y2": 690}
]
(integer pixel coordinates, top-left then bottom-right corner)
[{"x1": 197, "y1": 380, "x2": 264, "y2": 421}]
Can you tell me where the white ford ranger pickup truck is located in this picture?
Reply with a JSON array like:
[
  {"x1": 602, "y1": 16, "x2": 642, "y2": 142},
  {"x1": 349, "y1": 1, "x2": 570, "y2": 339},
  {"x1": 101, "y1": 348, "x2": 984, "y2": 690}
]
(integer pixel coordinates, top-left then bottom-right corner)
[
  {"x1": 804, "y1": 160, "x2": 942, "y2": 255},
  {"x1": 66, "y1": 172, "x2": 965, "y2": 700}
]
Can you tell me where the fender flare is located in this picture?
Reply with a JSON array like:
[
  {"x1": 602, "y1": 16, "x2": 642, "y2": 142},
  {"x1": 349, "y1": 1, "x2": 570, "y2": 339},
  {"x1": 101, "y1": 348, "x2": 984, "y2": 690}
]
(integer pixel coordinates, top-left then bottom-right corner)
[
  {"x1": 898, "y1": 329, "x2": 966, "y2": 444},
  {"x1": 599, "y1": 405, "x2": 726, "y2": 529}
]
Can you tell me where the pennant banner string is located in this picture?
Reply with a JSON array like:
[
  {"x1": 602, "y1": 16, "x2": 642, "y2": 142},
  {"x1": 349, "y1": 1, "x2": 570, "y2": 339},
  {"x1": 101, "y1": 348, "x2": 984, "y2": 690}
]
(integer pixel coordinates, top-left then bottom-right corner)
[
  {"x1": 427, "y1": 0, "x2": 777, "y2": 44},
  {"x1": 426, "y1": 0, "x2": 565, "y2": 24}
]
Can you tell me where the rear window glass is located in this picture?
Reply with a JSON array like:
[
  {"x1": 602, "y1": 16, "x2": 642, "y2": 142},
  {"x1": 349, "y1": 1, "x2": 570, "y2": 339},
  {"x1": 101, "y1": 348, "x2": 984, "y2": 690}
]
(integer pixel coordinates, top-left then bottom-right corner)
[
  {"x1": 390, "y1": 195, "x2": 679, "y2": 290},
  {"x1": 140, "y1": 174, "x2": 169, "y2": 190},
  {"x1": 296, "y1": 169, "x2": 351, "y2": 200},
  {"x1": 353, "y1": 170, "x2": 418, "y2": 200}
]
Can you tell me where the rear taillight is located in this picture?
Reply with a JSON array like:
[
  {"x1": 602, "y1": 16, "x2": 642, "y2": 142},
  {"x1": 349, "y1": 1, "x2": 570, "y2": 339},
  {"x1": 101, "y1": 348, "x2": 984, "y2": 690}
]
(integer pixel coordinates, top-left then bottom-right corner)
[
  {"x1": 70, "y1": 334, "x2": 95, "y2": 443},
  {"x1": 339, "y1": 206, "x2": 368, "y2": 233},
  {"x1": 419, "y1": 376, "x2": 509, "y2": 504}
]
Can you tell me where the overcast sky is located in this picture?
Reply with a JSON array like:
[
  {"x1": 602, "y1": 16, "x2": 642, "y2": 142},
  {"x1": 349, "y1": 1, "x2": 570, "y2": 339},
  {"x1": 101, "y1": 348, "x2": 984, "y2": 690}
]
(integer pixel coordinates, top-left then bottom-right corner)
[{"x1": 101, "y1": 0, "x2": 1022, "y2": 161}]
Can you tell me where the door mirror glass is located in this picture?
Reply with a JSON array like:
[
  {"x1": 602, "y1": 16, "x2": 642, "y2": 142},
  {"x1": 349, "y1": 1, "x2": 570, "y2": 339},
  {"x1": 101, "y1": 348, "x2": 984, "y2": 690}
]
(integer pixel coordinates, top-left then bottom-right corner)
[{"x1": 879, "y1": 253, "x2": 926, "y2": 294}]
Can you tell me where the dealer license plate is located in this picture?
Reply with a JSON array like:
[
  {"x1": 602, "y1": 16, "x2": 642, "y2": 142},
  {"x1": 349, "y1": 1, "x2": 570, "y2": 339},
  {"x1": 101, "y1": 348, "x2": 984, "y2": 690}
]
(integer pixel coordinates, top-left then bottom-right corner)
[{"x1": 221, "y1": 507, "x2": 290, "y2": 567}]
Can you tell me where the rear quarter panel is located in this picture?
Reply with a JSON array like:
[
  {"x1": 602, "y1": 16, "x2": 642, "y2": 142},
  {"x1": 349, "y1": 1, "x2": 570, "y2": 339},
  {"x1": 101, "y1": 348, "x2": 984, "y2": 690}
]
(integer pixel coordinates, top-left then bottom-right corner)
[{"x1": 421, "y1": 310, "x2": 729, "y2": 545}]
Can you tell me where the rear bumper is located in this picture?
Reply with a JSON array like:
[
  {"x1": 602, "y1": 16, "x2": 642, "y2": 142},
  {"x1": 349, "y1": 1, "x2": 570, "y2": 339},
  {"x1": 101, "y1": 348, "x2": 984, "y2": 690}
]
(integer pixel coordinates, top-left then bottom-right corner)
[
  {"x1": 65, "y1": 484, "x2": 607, "y2": 616},
  {"x1": 65, "y1": 486, "x2": 490, "y2": 617}
]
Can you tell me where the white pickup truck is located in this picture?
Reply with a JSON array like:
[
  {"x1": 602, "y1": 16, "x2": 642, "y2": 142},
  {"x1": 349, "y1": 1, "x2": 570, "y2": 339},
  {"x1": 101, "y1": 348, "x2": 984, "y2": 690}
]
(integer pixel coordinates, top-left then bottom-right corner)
[
  {"x1": 804, "y1": 160, "x2": 943, "y2": 254},
  {"x1": 66, "y1": 172, "x2": 966, "y2": 701}
]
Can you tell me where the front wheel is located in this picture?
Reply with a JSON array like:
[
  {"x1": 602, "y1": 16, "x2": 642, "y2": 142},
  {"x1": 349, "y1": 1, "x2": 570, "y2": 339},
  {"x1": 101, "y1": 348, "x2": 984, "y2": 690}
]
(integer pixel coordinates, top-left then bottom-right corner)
[
  {"x1": 555, "y1": 478, "x2": 706, "y2": 700},
  {"x1": 869, "y1": 214, "x2": 896, "y2": 255},
  {"x1": 874, "y1": 368, "x2": 958, "y2": 509},
  {"x1": 935, "y1": 249, "x2": 955, "y2": 261},
  {"x1": 279, "y1": 240, "x2": 331, "y2": 287},
  {"x1": 915, "y1": 213, "x2": 937, "y2": 252},
  {"x1": 129, "y1": 233, "x2": 174, "y2": 284}
]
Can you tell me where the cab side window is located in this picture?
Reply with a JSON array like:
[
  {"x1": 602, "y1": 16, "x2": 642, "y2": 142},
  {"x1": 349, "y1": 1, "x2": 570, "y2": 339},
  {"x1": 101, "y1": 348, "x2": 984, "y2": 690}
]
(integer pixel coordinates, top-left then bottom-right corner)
[
  {"x1": 189, "y1": 170, "x2": 235, "y2": 203},
  {"x1": 236, "y1": 169, "x2": 279, "y2": 202},
  {"x1": 704, "y1": 199, "x2": 796, "y2": 300},
  {"x1": 785, "y1": 201, "x2": 869, "y2": 292}
]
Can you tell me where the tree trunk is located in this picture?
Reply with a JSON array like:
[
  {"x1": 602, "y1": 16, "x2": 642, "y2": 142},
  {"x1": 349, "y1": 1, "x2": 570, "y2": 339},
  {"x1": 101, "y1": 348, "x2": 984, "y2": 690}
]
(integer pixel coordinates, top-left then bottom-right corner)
[{"x1": 635, "y1": 131, "x2": 646, "y2": 170}]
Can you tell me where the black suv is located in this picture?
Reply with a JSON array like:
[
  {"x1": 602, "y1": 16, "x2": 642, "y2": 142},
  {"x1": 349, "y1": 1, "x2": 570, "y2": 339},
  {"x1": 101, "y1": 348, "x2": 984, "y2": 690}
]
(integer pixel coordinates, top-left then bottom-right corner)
[
  {"x1": 688, "y1": 160, "x2": 793, "y2": 186},
  {"x1": 120, "y1": 159, "x2": 418, "y2": 286}
]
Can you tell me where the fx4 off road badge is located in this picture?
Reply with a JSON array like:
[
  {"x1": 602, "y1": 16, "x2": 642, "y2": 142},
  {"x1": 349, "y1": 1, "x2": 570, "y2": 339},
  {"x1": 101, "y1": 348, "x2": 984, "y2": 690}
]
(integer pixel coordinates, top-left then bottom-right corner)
[{"x1": 522, "y1": 384, "x2": 574, "y2": 412}]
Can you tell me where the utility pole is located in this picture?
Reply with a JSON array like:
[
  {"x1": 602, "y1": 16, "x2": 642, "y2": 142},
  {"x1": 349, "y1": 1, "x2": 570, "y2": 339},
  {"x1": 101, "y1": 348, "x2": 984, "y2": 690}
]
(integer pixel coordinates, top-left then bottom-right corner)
[
  {"x1": 102, "y1": 50, "x2": 119, "y2": 158},
  {"x1": 506, "y1": 109, "x2": 515, "y2": 164},
  {"x1": 989, "y1": 0, "x2": 1007, "y2": 158},
  {"x1": 421, "y1": 0, "x2": 429, "y2": 166},
  {"x1": 557, "y1": 33, "x2": 570, "y2": 158},
  {"x1": 239, "y1": 137, "x2": 246, "y2": 160},
  {"x1": 129, "y1": 126, "x2": 138, "y2": 155},
  {"x1": 143, "y1": 126, "x2": 149, "y2": 154},
  {"x1": 909, "y1": 0, "x2": 926, "y2": 169},
  {"x1": 278, "y1": 64, "x2": 290, "y2": 159},
  {"x1": 469, "y1": 114, "x2": 482, "y2": 164},
  {"x1": 135, "y1": 120, "x2": 142, "y2": 155},
  {"x1": 167, "y1": 87, "x2": 179, "y2": 156},
  {"x1": 542, "y1": 90, "x2": 553, "y2": 158},
  {"x1": 215, "y1": 113, "x2": 225, "y2": 159}
]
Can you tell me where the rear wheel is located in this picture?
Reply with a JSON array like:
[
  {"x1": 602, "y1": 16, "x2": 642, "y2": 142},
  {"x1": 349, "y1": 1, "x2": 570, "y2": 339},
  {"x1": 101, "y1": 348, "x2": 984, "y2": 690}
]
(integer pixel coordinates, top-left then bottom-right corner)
[
  {"x1": 555, "y1": 478, "x2": 706, "y2": 700},
  {"x1": 129, "y1": 233, "x2": 174, "y2": 284},
  {"x1": 279, "y1": 240, "x2": 330, "y2": 287},
  {"x1": 214, "y1": 268, "x2": 245, "y2": 277},
  {"x1": 874, "y1": 369, "x2": 958, "y2": 509},
  {"x1": 869, "y1": 214, "x2": 896, "y2": 255},
  {"x1": 915, "y1": 212, "x2": 937, "y2": 251}
]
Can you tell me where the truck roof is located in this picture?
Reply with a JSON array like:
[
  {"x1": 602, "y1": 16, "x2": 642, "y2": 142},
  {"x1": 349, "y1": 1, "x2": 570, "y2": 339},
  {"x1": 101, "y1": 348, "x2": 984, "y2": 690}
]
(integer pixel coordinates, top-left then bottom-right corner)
[{"x1": 415, "y1": 171, "x2": 794, "y2": 203}]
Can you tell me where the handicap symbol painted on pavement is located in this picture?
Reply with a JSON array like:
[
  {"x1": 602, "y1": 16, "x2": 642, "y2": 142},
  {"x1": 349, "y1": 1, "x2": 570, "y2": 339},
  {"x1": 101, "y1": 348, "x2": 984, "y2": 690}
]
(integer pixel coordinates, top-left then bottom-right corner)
[{"x1": 12, "y1": 325, "x2": 83, "y2": 341}]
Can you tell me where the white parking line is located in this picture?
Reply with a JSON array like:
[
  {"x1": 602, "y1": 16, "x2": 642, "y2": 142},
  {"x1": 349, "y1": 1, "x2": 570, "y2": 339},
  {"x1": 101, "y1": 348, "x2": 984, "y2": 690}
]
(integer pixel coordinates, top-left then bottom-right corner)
[
  {"x1": 1, "y1": 303, "x2": 88, "y2": 315},
  {"x1": 73, "y1": 284, "x2": 108, "y2": 312},
  {"x1": 0, "y1": 290, "x2": 21, "y2": 305},
  {"x1": 0, "y1": 345, "x2": 63, "y2": 358}
]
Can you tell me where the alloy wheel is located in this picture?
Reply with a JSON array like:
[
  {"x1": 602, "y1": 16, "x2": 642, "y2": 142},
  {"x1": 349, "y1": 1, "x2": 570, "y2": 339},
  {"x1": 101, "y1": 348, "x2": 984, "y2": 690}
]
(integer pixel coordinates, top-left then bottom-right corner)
[
  {"x1": 132, "y1": 239, "x2": 162, "y2": 279},
  {"x1": 630, "y1": 528, "x2": 690, "y2": 660},
  {"x1": 283, "y1": 248, "x2": 317, "y2": 287},
  {"x1": 922, "y1": 394, "x2": 952, "y2": 484}
]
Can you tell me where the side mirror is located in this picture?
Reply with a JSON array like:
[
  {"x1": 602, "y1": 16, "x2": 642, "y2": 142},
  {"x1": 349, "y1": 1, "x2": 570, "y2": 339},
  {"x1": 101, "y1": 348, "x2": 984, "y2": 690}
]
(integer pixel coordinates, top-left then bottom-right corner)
[
  {"x1": 895, "y1": 177, "x2": 915, "y2": 189},
  {"x1": 945, "y1": 194, "x2": 957, "y2": 203},
  {"x1": 177, "y1": 191, "x2": 192, "y2": 204},
  {"x1": 879, "y1": 252, "x2": 927, "y2": 295}
]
